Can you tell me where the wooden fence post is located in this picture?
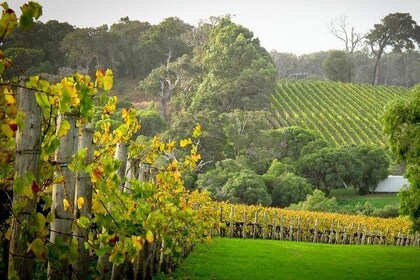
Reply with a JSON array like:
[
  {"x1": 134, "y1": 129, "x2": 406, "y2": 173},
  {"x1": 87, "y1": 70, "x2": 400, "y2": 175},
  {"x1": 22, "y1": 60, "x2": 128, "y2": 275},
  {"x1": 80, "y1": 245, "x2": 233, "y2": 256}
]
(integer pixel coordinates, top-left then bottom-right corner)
[
  {"x1": 243, "y1": 210, "x2": 247, "y2": 239},
  {"x1": 297, "y1": 217, "x2": 301, "y2": 242},
  {"x1": 263, "y1": 211, "x2": 268, "y2": 239},
  {"x1": 279, "y1": 214, "x2": 284, "y2": 240},
  {"x1": 328, "y1": 221, "x2": 334, "y2": 244},
  {"x1": 111, "y1": 143, "x2": 130, "y2": 280},
  {"x1": 272, "y1": 212, "x2": 278, "y2": 240},
  {"x1": 8, "y1": 84, "x2": 42, "y2": 280},
  {"x1": 72, "y1": 124, "x2": 94, "y2": 280},
  {"x1": 229, "y1": 207, "x2": 234, "y2": 238},
  {"x1": 313, "y1": 218, "x2": 318, "y2": 243},
  {"x1": 289, "y1": 218, "x2": 293, "y2": 241},
  {"x1": 48, "y1": 113, "x2": 79, "y2": 280},
  {"x1": 253, "y1": 211, "x2": 259, "y2": 239}
]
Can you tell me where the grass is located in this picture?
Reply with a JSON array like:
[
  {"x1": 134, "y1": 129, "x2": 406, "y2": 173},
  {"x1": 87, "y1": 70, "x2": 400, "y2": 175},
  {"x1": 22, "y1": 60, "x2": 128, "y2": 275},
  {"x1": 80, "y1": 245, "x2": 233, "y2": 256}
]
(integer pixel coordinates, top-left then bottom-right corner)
[
  {"x1": 154, "y1": 238, "x2": 420, "y2": 280},
  {"x1": 330, "y1": 188, "x2": 399, "y2": 208}
]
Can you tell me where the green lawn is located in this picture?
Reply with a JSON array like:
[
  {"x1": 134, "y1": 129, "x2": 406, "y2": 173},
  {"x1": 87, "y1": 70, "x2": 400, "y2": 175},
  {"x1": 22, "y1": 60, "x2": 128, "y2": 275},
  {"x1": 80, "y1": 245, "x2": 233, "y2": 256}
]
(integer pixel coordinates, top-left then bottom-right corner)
[
  {"x1": 330, "y1": 188, "x2": 399, "y2": 208},
  {"x1": 154, "y1": 238, "x2": 420, "y2": 280}
]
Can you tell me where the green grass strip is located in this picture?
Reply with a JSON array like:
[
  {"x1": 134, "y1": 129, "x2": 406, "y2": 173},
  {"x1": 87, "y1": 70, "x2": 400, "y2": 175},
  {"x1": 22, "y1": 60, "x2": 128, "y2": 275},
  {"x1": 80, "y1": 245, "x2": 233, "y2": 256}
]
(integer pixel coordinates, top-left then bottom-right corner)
[{"x1": 155, "y1": 238, "x2": 420, "y2": 280}]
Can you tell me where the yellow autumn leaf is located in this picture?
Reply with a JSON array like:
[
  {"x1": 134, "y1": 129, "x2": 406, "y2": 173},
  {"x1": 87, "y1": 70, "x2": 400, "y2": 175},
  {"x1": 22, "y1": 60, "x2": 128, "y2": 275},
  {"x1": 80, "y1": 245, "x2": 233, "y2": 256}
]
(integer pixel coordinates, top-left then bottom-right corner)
[
  {"x1": 104, "y1": 69, "x2": 113, "y2": 91},
  {"x1": 4, "y1": 89, "x2": 16, "y2": 105},
  {"x1": 180, "y1": 138, "x2": 193, "y2": 148},
  {"x1": 191, "y1": 153, "x2": 201, "y2": 162},
  {"x1": 77, "y1": 197, "x2": 84, "y2": 209},
  {"x1": 173, "y1": 171, "x2": 182, "y2": 180},
  {"x1": 132, "y1": 236, "x2": 143, "y2": 252},
  {"x1": 145, "y1": 230, "x2": 154, "y2": 244},
  {"x1": 92, "y1": 197, "x2": 106, "y2": 214},
  {"x1": 63, "y1": 198, "x2": 70, "y2": 211},
  {"x1": 192, "y1": 123, "x2": 202, "y2": 138}
]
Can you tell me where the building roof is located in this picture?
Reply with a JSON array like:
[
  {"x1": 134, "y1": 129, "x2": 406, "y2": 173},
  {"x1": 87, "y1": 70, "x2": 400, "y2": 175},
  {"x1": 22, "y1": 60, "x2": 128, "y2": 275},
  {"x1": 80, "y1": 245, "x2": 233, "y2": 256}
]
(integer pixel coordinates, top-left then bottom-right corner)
[{"x1": 375, "y1": 175, "x2": 409, "y2": 193}]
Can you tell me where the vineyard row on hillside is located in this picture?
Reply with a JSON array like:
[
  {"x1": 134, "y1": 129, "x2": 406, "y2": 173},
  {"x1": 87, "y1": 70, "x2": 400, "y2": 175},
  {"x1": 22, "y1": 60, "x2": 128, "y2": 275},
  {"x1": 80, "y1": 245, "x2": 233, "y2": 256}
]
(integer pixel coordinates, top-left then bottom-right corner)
[{"x1": 269, "y1": 81, "x2": 409, "y2": 147}]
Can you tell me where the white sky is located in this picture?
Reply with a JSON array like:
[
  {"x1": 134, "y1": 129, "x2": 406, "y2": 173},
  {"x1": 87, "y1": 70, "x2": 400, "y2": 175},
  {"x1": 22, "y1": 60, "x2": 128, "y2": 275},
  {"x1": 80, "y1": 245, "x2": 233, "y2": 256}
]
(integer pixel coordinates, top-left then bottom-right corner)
[{"x1": 10, "y1": 0, "x2": 420, "y2": 55}]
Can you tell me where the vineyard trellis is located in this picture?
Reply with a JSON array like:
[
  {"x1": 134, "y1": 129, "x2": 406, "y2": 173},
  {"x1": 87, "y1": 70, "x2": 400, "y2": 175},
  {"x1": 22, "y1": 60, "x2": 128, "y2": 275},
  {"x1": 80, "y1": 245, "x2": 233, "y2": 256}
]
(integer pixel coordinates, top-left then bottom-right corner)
[
  {"x1": 214, "y1": 203, "x2": 419, "y2": 246},
  {"x1": 270, "y1": 81, "x2": 409, "y2": 147}
]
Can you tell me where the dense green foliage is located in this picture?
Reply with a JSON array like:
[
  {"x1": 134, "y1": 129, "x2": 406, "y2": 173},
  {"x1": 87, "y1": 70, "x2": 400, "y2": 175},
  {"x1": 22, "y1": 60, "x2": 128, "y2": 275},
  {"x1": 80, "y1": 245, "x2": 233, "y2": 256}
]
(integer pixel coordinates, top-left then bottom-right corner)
[
  {"x1": 270, "y1": 80, "x2": 409, "y2": 146},
  {"x1": 323, "y1": 50, "x2": 355, "y2": 82},
  {"x1": 383, "y1": 85, "x2": 420, "y2": 231},
  {"x1": 155, "y1": 238, "x2": 420, "y2": 280}
]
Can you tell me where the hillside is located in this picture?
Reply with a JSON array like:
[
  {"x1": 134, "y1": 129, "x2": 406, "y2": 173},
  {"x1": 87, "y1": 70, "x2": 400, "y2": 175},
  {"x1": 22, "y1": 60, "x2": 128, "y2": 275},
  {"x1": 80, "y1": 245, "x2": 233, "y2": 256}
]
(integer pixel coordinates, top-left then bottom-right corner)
[{"x1": 270, "y1": 80, "x2": 410, "y2": 147}]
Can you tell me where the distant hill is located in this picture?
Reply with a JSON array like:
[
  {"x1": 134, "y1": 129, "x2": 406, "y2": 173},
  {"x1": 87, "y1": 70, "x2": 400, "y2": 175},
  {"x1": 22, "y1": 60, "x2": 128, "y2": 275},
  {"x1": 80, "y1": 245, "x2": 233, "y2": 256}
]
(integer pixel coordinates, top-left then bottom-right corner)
[{"x1": 269, "y1": 80, "x2": 410, "y2": 147}]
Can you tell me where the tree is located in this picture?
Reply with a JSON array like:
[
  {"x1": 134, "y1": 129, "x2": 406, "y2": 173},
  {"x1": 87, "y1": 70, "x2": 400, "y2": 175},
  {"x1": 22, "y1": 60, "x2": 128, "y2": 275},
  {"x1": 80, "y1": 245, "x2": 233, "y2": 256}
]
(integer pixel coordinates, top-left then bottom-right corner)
[
  {"x1": 289, "y1": 189, "x2": 339, "y2": 212},
  {"x1": 261, "y1": 126, "x2": 326, "y2": 162},
  {"x1": 136, "y1": 107, "x2": 167, "y2": 138},
  {"x1": 138, "y1": 54, "x2": 190, "y2": 121},
  {"x1": 323, "y1": 50, "x2": 355, "y2": 82},
  {"x1": 328, "y1": 15, "x2": 366, "y2": 54},
  {"x1": 297, "y1": 147, "x2": 362, "y2": 195},
  {"x1": 365, "y1": 13, "x2": 420, "y2": 85},
  {"x1": 137, "y1": 17, "x2": 192, "y2": 78},
  {"x1": 60, "y1": 27, "x2": 101, "y2": 75},
  {"x1": 383, "y1": 85, "x2": 420, "y2": 230},
  {"x1": 220, "y1": 110, "x2": 271, "y2": 158},
  {"x1": 269, "y1": 51, "x2": 299, "y2": 79},
  {"x1": 166, "y1": 110, "x2": 232, "y2": 165},
  {"x1": 264, "y1": 172, "x2": 312, "y2": 207},
  {"x1": 2, "y1": 20, "x2": 74, "y2": 73},
  {"x1": 188, "y1": 17, "x2": 276, "y2": 113},
  {"x1": 196, "y1": 159, "x2": 271, "y2": 205},
  {"x1": 109, "y1": 17, "x2": 150, "y2": 79},
  {"x1": 224, "y1": 171, "x2": 271, "y2": 206},
  {"x1": 347, "y1": 145, "x2": 390, "y2": 194}
]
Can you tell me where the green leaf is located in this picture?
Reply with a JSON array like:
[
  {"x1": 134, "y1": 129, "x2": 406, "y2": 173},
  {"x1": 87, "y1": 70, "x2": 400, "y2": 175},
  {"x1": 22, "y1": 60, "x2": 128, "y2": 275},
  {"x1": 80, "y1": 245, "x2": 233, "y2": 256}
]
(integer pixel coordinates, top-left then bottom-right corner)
[
  {"x1": 19, "y1": 1, "x2": 42, "y2": 30},
  {"x1": 57, "y1": 119, "x2": 70, "y2": 137},
  {"x1": 77, "y1": 216, "x2": 90, "y2": 228},
  {"x1": 28, "y1": 238, "x2": 47, "y2": 260},
  {"x1": 109, "y1": 248, "x2": 125, "y2": 265},
  {"x1": 14, "y1": 173, "x2": 34, "y2": 199},
  {"x1": 44, "y1": 136, "x2": 60, "y2": 154},
  {"x1": 35, "y1": 92, "x2": 50, "y2": 109},
  {"x1": 95, "y1": 245, "x2": 111, "y2": 257}
]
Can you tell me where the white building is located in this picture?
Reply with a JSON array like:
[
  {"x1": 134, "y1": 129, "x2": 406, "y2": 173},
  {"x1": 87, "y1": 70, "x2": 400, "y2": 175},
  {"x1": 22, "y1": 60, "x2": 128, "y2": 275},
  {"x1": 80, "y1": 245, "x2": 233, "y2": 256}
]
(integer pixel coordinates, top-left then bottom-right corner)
[{"x1": 375, "y1": 175, "x2": 409, "y2": 193}]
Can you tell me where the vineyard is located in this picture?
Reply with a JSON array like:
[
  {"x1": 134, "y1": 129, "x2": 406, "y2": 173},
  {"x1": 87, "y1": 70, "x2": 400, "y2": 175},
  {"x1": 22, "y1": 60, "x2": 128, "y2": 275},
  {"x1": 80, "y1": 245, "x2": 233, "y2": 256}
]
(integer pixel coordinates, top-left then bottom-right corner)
[
  {"x1": 214, "y1": 203, "x2": 418, "y2": 246},
  {"x1": 270, "y1": 80, "x2": 409, "y2": 147}
]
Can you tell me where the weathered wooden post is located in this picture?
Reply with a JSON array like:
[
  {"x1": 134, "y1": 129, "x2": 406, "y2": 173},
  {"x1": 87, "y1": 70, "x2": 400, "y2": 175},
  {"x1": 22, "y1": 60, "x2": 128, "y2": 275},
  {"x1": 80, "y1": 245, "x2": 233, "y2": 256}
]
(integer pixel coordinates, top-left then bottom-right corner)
[
  {"x1": 304, "y1": 218, "x2": 310, "y2": 242},
  {"x1": 272, "y1": 212, "x2": 278, "y2": 240},
  {"x1": 279, "y1": 214, "x2": 284, "y2": 240},
  {"x1": 229, "y1": 207, "x2": 234, "y2": 238},
  {"x1": 289, "y1": 217, "x2": 293, "y2": 241},
  {"x1": 243, "y1": 209, "x2": 247, "y2": 239},
  {"x1": 360, "y1": 226, "x2": 366, "y2": 245},
  {"x1": 111, "y1": 143, "x2": 130, "y2": 280},
  {"x1": 262, "y1": 211, "x2": 268, "y2": 239},
  {"x1": 48, "y1": 113, "x2": 79, "y2": 280},
  {"x1": 8, "y1": 84, "x2": 42, "y2": 280},
  {"x1": 349, "y1": 223, "x2": 354, "y2": 244},
  {"x1": 335, "y1": 221, "x2": 340, "y2": 244},
  {"x1": 72, "y1": 124, "x2": 94, "y2": 280},
  {"x1": 328, "y1": 221, "x2": 334, "y2": 244},
  {"x1": 297, "y1": 216, "x2": 302, "y2": 242},
  {"x1": 253, "y1": 210, "x2": 259, "y2": 239},
  {"x1": 313, "y1": 218, "x2": 318, "y2": 243},
  {"x1": 133, "y1": 162, "x2": 155, "y2": 280}
]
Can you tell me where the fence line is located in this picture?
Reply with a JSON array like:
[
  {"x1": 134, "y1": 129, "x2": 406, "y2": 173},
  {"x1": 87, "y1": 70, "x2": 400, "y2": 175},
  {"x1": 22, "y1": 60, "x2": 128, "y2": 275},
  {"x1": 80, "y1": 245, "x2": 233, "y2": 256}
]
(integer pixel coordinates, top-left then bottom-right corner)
[{"x1": 217, "y1": 206, "x2": 420, "y2": 246}]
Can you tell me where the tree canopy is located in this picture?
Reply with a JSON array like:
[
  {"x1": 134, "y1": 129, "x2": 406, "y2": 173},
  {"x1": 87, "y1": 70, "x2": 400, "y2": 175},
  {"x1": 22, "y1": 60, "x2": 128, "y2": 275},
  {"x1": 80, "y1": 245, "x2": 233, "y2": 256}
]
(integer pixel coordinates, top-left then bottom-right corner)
[
  {"x1": 383, "y1": 85, "x2": 420, "y2": 231},
  {"x1": 366, "y1": 12, "x2": 420, "y2": 85}
]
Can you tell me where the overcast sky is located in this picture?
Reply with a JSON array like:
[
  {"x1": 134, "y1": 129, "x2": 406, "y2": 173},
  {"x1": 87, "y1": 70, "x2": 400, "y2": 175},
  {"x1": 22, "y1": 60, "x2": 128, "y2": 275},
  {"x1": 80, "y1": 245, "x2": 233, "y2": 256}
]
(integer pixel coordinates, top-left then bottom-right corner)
[{"x1": 11, "y1": 0, "x2": 420, "y2": 55}]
